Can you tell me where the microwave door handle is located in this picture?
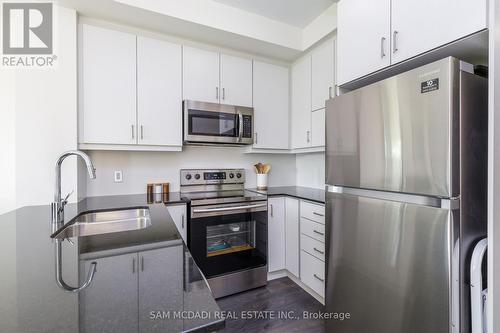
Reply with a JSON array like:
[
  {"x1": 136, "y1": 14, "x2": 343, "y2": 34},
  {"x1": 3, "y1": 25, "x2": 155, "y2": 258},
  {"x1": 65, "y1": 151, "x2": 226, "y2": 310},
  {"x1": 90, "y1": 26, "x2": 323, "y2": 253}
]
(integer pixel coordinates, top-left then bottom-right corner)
[{"x1": 238, "y1": 111, "x2": 243, "y2": 143}]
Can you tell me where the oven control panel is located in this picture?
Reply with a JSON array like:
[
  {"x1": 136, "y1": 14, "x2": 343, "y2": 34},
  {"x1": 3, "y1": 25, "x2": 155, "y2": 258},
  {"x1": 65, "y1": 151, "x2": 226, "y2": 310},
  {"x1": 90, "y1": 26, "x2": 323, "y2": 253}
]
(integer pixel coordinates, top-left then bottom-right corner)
[{"x1": 180, "y1": 169, "x2": 245, "y2": 186}]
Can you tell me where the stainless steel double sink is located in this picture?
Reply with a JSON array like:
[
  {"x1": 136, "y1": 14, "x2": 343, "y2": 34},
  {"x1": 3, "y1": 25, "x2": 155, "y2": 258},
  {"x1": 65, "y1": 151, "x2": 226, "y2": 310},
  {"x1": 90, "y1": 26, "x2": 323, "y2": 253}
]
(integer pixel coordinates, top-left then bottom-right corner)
[{"x1": 53, "y1": 208, "x2": 151, "y2": 239}]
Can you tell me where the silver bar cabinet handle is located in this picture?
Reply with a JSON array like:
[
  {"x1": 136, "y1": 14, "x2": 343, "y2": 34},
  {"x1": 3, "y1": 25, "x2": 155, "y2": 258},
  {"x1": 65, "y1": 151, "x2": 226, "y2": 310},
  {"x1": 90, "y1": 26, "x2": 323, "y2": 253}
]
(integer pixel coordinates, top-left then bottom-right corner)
[
  {"x1": 329, "y1": 86, "x2": 332, "y2": 99},
  {"x1": 314, "y1": 274, "x2": 324, "y2": 282},
  {"x1": 313, "y1": 247, "x2": 324, "y2": 255},
  {"x1": 313, "y1": 230, "x2": 324, "y2": 236},
  {"x1": 313, "y1": 212, "x2": 324, "y2": 217},
  {"x1": 381, "y1": 37, "x2": 386, "y2": 58},
  {"x1": 141, "y1": 256, "x2": 144, "y2": 272},
  {"x1": 131, "y1": 125, "x2": 135, "y2": 139},
  {"x1": 181, "y1": 214, "x2": 185, "y2": 229},
  {"x1": 222, "y1": 87, "x2": 225, "y2": 100},
  {"x1": 132, "y1": 257, "x2": 136, "y2": 273},
  {"x1": 307, "y1": 130, "x2": 310, "y2": 143},
  {"x1": 255, "y1": 132, "x2": 258, "y2": 145},
  {"x1": 393, "y1": 31, "x2": 398, "y2": 53},
  {"x1": 216, "y1": 87, "x2": 219, "y2": 100},
  {"x1": 140, "y1": 125, "x2": 144, "y2": 140}
]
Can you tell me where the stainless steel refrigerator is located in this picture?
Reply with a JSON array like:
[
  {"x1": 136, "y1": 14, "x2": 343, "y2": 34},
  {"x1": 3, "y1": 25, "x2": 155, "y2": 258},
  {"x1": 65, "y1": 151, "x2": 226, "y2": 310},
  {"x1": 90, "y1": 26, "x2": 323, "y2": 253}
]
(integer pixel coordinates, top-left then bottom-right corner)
[{"x1": 325, "y1": 57, "x2": 487, "y2": 333}]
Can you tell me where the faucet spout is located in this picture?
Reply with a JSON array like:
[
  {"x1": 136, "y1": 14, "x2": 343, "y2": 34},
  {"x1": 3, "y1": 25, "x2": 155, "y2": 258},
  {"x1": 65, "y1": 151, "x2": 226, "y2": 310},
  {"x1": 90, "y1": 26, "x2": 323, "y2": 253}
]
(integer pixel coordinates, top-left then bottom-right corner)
[{"x1": 52, "y1": 150, "x2": 96, "y2": 224}]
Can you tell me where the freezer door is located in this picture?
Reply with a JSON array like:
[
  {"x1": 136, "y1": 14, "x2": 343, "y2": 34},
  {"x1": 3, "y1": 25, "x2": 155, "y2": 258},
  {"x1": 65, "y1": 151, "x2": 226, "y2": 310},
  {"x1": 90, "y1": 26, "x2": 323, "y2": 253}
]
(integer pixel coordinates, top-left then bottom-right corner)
[
  {"x1": 326, "y1": 57, "x2": 460, "y2": 197},
  {"x1": 325, "y1": 191, "x2": 457, "y2": 333}
]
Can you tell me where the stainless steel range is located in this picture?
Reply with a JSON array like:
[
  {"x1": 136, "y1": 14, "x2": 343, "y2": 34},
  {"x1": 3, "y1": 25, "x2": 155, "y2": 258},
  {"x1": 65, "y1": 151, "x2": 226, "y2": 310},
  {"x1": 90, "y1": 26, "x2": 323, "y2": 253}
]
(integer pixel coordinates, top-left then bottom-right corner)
[{"x1": 180, "y1": 168, "x2": 268, "y2": 298}]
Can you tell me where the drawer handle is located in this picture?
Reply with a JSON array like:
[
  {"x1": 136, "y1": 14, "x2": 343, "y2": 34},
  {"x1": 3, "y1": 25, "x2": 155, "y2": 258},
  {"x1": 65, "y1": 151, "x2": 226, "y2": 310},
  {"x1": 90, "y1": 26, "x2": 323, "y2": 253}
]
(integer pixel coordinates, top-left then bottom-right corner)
[
  {"x1": 313, "y1": 212, "x2": 324, "y2": 217},
  {"x1": 313, "y1": 230, "x2": 324, "y2": 236},
  {"x1": 313, "y1": 247, "x2": 324, "y2": 255},
  {"x1": 314, "y1": 274, "x2": 324, "y2": 282}
]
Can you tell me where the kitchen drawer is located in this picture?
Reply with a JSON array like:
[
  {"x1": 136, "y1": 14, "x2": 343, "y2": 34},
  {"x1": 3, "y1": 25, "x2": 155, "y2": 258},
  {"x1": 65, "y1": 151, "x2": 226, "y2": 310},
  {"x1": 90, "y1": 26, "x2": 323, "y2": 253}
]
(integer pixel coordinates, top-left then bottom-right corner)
[
  {"x1": 300, "y1": 250, "x2": 325, "y2": 298},
  {"x1": 301, "y1": 218, "x2": 325, "y2": 243},
  {"x1": 300, "y1": 234, "x2": 325, "y2": 261},
  {"x1": 300, "y1": 201, "x2": 325, "y2": 224}
]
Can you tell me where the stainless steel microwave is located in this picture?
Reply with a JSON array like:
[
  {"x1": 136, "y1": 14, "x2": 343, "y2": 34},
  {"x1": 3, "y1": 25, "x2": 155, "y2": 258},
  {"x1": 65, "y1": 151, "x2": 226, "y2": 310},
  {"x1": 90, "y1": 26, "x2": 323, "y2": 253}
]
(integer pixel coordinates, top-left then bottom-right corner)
[{"x1": 183, "y1": 100, "x2": 254, "y2": 145}]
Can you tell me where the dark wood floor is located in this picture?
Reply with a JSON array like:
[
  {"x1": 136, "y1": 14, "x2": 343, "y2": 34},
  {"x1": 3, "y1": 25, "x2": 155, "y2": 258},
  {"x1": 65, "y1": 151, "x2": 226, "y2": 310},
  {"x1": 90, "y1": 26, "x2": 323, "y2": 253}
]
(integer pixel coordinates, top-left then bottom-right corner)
[{"x1": 216, "y1": 277, "x2": 325, "y2": 333}]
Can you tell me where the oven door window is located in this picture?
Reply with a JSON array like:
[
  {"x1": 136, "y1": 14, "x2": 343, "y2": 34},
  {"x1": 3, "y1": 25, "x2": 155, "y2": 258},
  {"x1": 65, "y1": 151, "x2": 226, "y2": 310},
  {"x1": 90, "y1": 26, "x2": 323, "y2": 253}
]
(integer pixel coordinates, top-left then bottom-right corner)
[
  {"x1": 206, "y1": 221, "x2": 255, "y2": 257},
  {"x1": 188, "y1": 109, "x2": 237, "y2": 137}
]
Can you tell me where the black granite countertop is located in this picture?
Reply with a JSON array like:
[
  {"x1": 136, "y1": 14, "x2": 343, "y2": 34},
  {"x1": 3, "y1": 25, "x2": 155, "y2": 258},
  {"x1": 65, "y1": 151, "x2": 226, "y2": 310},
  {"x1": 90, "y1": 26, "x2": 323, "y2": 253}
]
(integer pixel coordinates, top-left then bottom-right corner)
[
  {"x1": 248, "y1": 186, "x2": 325, "y2": 204},
  {"x1": 0, "y1": 194, "x2": 224, "y2": 333}
]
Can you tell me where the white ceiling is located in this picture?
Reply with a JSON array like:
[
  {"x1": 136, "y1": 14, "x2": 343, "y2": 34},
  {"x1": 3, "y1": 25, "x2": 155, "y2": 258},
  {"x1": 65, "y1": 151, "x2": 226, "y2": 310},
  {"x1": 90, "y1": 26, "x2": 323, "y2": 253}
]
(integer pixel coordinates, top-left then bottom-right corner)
[{"x1": 213, "y1": 0, "x2": 335, "y2": 28}]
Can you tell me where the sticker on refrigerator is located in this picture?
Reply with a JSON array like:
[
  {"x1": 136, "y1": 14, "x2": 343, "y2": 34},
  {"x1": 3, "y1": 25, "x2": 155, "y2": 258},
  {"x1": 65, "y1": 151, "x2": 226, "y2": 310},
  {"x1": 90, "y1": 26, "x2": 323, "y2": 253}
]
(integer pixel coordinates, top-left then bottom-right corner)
[{"x1": 421, "y1": 78, "x2": 439, "y2": 93}]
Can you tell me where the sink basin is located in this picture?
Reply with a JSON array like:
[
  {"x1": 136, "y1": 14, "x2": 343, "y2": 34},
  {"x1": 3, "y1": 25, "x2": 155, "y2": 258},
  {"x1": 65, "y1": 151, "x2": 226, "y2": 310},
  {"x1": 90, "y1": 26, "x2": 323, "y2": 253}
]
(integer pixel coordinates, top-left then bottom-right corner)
[{"x1": 53, "y1": 208, "x2": 151, "y2": 239}]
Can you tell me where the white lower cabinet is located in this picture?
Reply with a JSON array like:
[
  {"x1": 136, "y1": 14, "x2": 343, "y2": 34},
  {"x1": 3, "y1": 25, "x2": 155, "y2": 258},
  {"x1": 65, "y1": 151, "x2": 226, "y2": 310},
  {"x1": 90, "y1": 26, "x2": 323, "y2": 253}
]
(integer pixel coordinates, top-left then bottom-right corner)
[
  {"x1": 300, "y1": 251, "x2": 325, "y2": 298},
  {"x1": 267, "y1": 197, "x2": 326, "y2": 299},
  {"x1": 299, "y1": 201, "x2": 326, "y2": 298},
  {"x1": 80, "y1": 245, "x2": 183, "y2": 333},
  {"x1": 166, "y1": 204, "x2": 187, "y2": 243},
  {"x1": 285, "y1": 197, "x2": 300, "y2": 277},
  {"x1": 80, "y1": 253, "x2": 138, "y2": 333},
  {"x1": 268, "y1": 197, "x2": 286, "y2": 272},
  {"x1": 300, "y1": 233, "x2": 325, "y2": 261}
]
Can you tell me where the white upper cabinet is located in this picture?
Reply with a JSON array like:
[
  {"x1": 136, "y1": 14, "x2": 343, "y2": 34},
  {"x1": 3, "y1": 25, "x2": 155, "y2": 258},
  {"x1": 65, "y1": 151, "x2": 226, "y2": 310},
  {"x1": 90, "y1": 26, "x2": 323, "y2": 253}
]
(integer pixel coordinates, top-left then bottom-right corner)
[
  {"x1": 81, "y1": 24, "x2": 137, "y2": 144},
  {"x1": 337, "y1": 0, "x2": 391, "y2": 85},
  {"x1": 311, "y1": 38, "x2": 335, "y2": 111},
  {"x1": 182, "y1": 46, "x2": 220, "y2": 104},
  {"x1": 338, "y1": 0, "x2": 487, "y2": 85},
  {"x1": 291, "y1": 55, "x2": 312, "y2": 149},
  {"x1": 391, "y1": 0, "x2": 487, "y2": 64},
  {"x1": 137, "y1": 37, "x2": 182, "y2": 147},
  {"x1": 311, "y1": 109, "x2": 325, "y2": 147},
  {"x1": 220, "y1": 54, "x2": 253, "y2": 107},
  {"x1": 253, "y1": 61, "x2": 289, "y2": 150}
]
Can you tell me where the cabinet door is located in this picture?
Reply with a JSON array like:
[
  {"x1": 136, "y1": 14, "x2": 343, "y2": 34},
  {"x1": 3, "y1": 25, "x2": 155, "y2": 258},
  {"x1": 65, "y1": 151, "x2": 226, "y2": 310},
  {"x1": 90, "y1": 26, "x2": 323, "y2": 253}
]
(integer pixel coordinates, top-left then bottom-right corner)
[
  {"x1": 268, "y1": 197, "x2": 286, "y2": 272},
  {"x1": 79, "y1": 253, "x2": 138, "y2": 333},
  {"x1": 391, "y1": 0, "x2": 487, "y2": 64},
  {"x1": 166, "y1": 204, "x2": 187, "y2": 243},
  {"x1": 285, "y1": 197, "x2": 299, "y2": 277},
  {"x1": 138, "y1": 246, "x2": 183, "y2": 333},
  {"x1": 220, "y1": 54, "x2": 253, "y2": 107},
  {"x1": 337, "y1": 0, "x2": 391, "y2": 85},
  {"x1": 291, "y1": 55, "x2": 312, "y2": 149},
  {"x1": 311, "y1": 38, "x2": 335, "y2": 111},
  {"x1": 311, "y1": 109, "x2": 325, "y2": 147},
  {"x1": 182, "y1": 46, "x2": 220, "y2": 104},
  {"x1": 81, "y1": 24, "x2": 137, "y2": 144},
  {"x1": 253, "y1": 61, "x2": 289, "y2": 149},
  {"x1": 137, "y1": 37, "x2": 182, "y2": 146}
]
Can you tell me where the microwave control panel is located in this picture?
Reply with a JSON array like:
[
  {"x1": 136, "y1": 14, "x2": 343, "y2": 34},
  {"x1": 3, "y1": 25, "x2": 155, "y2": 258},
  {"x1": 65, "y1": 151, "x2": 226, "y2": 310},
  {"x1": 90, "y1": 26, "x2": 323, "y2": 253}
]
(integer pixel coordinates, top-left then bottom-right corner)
[{"x1": 242, "y1": 115, "x2": 252, "y2": 138}]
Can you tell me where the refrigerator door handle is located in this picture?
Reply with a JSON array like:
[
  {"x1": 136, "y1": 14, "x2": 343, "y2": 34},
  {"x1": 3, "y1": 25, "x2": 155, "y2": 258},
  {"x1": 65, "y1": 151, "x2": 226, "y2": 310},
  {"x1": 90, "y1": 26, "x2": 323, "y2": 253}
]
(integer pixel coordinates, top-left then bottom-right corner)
[{"x1": 326, "y1": 185, "x2": 459, "y2": 209}]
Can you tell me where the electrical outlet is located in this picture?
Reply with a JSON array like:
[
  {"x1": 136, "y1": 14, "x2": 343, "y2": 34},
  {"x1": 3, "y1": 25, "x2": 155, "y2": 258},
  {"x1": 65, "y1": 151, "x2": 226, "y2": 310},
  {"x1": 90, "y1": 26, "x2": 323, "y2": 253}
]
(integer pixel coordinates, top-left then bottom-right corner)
[{"x1": 114, "y1": 170, "x2": 123, "y2": 183}]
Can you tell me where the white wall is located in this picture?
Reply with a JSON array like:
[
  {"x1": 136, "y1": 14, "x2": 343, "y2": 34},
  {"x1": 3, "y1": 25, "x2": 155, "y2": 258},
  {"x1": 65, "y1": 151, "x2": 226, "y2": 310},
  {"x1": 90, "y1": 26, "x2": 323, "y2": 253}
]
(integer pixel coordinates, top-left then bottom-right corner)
[
  {"x1": 15, "y1": 6, "x2": 78, "y2": 208},
  {"x1": 295, "y1": 152, "x2": 325, "y2": 189},
  {"x1": 0, "y1": 6, "x2": 78, "y2": 214},
  {"x1": 0, "y1": 71, "x2": 16, "y2": 214},
  {"x1": 85, "y1": 147, "x2": 297, "y2": 196}
]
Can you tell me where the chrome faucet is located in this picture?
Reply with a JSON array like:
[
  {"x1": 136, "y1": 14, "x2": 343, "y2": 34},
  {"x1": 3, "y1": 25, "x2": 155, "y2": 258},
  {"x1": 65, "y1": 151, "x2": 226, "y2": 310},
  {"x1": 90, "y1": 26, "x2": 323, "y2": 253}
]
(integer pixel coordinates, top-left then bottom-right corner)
[
  {"x1": 52, "y1": 150, "x2": 97, "y2": 293},
  {"x1": 51, "y1": 150, "x2": 96, "y2": 225}
]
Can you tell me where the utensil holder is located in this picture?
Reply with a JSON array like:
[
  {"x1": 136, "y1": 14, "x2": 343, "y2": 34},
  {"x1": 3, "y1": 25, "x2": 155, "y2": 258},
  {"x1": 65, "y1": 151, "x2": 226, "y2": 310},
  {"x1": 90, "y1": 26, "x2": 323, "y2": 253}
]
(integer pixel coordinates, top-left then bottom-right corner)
[{"x1": 256, "y1": 174, "x2": 268, "y2": 190}]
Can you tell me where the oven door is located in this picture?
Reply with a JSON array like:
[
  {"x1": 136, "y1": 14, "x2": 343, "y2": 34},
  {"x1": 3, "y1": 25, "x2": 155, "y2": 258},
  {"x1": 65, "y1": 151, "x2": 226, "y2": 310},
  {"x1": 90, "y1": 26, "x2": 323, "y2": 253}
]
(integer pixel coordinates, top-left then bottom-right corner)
[
  {"x1": 189, "y1": 201, "x2": 267, "y2": 279},
  {"x1": 183, "y1": 100, "x2": 253, "y2": 145}
]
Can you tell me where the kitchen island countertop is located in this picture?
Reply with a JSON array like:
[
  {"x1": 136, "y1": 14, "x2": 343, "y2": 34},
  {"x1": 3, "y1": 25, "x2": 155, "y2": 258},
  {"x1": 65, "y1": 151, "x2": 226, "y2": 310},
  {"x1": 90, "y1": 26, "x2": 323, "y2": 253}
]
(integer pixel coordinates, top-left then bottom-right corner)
[{"x1": 0, "y1": 194, "x2": 224, "y2": 333}]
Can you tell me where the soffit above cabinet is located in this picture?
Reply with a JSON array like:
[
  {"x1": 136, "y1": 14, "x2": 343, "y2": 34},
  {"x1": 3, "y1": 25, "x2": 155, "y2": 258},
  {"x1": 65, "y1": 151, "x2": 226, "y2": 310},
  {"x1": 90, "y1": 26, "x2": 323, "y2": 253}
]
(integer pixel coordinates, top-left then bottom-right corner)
[{"x1": 58, "y1": 0, "x2": 337, "y2": 61}]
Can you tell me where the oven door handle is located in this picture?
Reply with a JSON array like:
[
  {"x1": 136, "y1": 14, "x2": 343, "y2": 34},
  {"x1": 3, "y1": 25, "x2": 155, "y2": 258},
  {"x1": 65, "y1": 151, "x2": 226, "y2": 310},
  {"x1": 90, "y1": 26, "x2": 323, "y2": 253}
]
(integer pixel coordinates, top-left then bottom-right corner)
[
  {"x1": 237, "y1": 111, "x2": 243, "y2": 143},
  {"x1": 193, "y1": 203, "x2": 267, "y2": 213}
]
